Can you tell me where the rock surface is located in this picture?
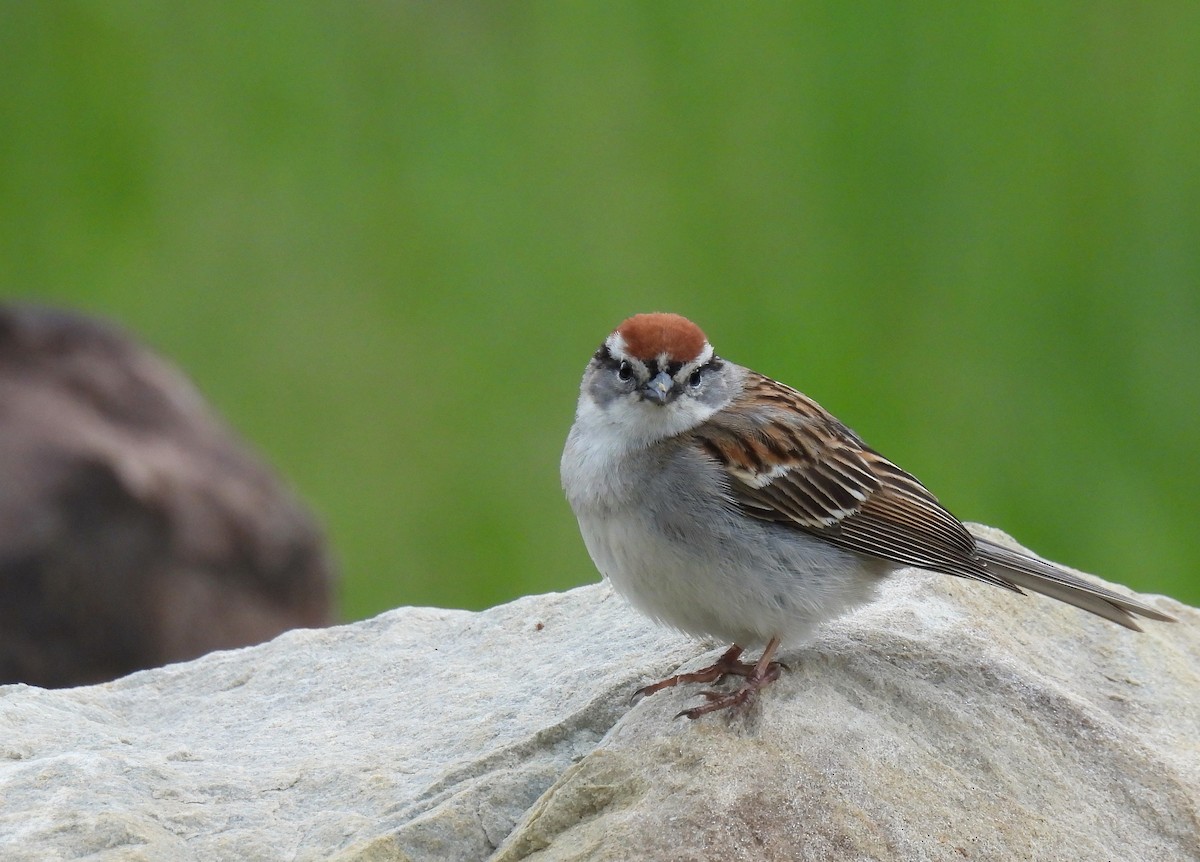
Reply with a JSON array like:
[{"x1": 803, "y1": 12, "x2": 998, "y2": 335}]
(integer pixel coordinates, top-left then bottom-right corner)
[
  {"x1": 0, "y1": 528, "x2": 1195, "y2": 861},
  {"x1": 0, "y1": 304, "x2": 335, "y2": 688}
]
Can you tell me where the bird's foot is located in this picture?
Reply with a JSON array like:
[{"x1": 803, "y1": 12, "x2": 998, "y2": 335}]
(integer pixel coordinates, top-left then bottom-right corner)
[
  {"x1": 633, "y1": 636, "x2": 787, "y2": 719},
  {"x1": 632, "y1": 644, "x2": 754, "y2": 703},
  {"x1": 675, "y1": 659, "x2": 783, "y2": 719}
]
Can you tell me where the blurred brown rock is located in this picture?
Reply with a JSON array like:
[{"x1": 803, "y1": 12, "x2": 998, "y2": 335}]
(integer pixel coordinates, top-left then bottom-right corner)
[{"x1": 0, "y1": 305, "x2": 336, "y2": 688}]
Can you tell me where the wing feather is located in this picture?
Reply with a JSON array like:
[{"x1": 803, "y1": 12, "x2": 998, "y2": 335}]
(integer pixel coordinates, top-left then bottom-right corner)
[
  {"x1": 693, "y1": 375, "x2": 1016, "y2": 589},
  {"x1": 689, "y1": 372, "x2": 1174, "y2": 626}
]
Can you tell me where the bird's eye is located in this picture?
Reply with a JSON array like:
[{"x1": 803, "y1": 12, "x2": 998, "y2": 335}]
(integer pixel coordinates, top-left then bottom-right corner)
[
  {"x1": 617, "y1": 361, "x2": 634, "y2": 382},
  {"x1": 688, "y1": 369, "x2": 703, "y2": 388}
]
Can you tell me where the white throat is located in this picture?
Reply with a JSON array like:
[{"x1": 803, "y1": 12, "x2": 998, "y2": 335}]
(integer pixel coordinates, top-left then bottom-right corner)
[{"x1": 574, "y1": 390, "x2": 717, "y2": 453}]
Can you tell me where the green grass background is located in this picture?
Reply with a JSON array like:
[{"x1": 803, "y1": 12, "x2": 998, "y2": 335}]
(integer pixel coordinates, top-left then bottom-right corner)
[{"x1": 1, "y1": 4, "x2": 1195, "y2": 620}]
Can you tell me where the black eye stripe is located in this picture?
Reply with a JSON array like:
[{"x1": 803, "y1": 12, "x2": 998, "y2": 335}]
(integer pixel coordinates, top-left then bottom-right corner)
[
  {"x1": 592, "y1": 350, "x2": 723, "y2": 379},
  {"x1": 680, "y1": 357, "x2": 722, "y2": 380},
  {"x1": 595, "y1": 343, "x2": 629, "y2": 375}
]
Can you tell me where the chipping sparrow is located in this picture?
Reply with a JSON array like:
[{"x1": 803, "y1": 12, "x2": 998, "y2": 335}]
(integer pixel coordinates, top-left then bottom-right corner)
[{"x1": 561, "y1": 313, "x2": 1173, "y2": 719}]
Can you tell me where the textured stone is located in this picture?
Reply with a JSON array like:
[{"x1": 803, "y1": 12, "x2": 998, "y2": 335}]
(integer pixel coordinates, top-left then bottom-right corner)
[
  {"x1": 0, "y1": 528, "x2": 1194, "y2": 861},
  {"x1": 0, "y1": 304, "x2": 335, "y2": 687}
]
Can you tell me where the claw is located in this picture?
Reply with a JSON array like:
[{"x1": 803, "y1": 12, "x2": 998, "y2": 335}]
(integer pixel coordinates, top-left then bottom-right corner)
[
  {"x1": 668, "y1": 636, "x2": 787, "y2": 720},
  {"x1": 631, "y1": 644, "x2": 751, "y2": 705}
]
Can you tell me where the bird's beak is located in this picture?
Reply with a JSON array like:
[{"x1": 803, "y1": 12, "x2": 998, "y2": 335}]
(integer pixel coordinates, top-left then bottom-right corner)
[{"x1": 641, "y1": 371, "x2": 676, "y2": 405}]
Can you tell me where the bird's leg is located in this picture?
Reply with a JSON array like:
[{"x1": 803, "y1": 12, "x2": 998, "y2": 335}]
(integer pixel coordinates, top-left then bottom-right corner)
[
  {"x1": 632, "y1": 644, "x2": 754, "y2": 703},
  {"x1": 676, "y1": 635, "x2": 784, "y2": 720}
]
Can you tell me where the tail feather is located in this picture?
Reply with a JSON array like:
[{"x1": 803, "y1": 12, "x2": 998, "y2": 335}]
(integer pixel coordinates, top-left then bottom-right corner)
[{"x1": 973, "y1": 537, "x2": 1175, "y2": 631}]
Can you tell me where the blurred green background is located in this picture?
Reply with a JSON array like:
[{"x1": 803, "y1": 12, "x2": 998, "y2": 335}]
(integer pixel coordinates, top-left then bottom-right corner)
[{"x1": 1, "y1": 3, "x2": 1196, "y2": 620}]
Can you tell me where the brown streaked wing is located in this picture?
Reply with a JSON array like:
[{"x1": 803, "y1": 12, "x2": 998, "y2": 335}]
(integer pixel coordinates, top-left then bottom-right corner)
[
  {"x1": 697, "y1": 373, "x2": 1019, "y2": 591},
  {"x1": 694, "y1": 375, "x2": 881, "y2": 529}
]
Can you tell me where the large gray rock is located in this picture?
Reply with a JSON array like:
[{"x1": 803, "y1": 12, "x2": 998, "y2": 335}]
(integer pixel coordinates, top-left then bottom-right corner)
[{"x1": 0, "y1": 527, "x2": 1194, "y2": 861}]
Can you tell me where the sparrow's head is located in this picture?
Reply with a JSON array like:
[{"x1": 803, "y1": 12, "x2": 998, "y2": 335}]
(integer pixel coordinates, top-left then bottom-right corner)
[{"x1": 576, "y1": 313, "x2": 741, "y2": 446}]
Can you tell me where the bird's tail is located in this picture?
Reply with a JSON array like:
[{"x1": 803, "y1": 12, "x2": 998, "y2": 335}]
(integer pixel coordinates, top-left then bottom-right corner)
[{"x1": 973, "y1": 537, "x2": 1175, "y2": 630}]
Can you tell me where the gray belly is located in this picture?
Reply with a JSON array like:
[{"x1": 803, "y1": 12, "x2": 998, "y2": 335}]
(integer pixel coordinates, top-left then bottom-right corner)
[{"x1": 577, "y1": 507, "x2": 889, "y2": 647}]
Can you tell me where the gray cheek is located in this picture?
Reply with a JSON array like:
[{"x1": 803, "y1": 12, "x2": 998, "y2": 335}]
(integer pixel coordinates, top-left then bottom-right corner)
[
  {"x1": 584, "y1": 366, "x2": 630, "y2": 409},
  {"x1": 693, "y1": 365, "x2": 744, "y2": 410}
]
